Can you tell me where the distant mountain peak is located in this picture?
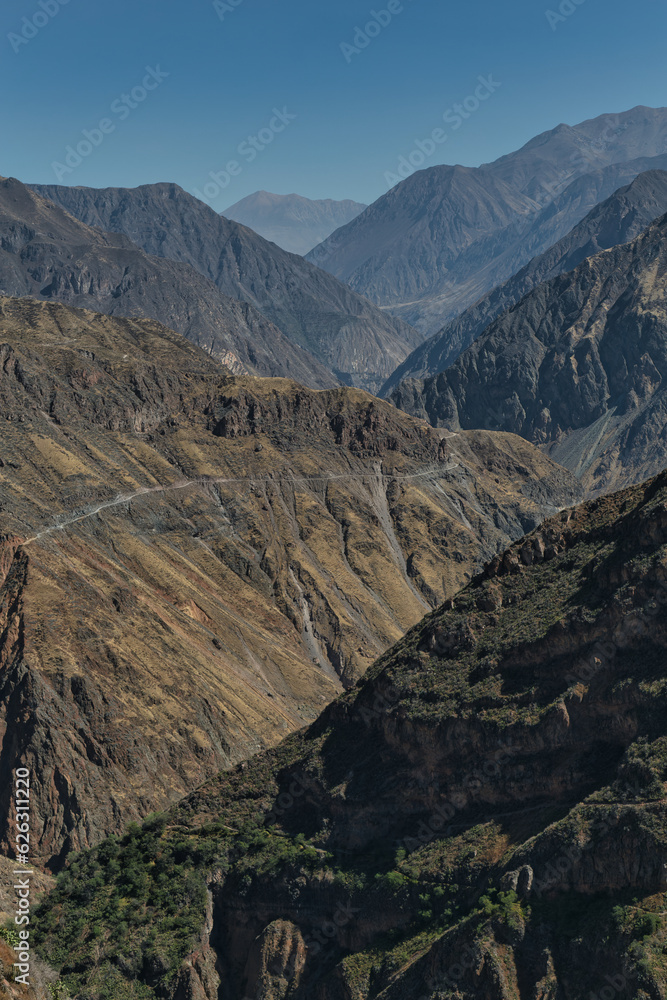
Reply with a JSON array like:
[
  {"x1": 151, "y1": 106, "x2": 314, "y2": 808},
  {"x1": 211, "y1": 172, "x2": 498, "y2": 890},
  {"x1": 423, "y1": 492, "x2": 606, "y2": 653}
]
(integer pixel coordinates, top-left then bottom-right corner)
[
  {"x1": 223, "y1": 190, "x2": 367, "y2": 255},
  {"x1": 307, "y1": 106, "x2": 667, "y2": 335}
]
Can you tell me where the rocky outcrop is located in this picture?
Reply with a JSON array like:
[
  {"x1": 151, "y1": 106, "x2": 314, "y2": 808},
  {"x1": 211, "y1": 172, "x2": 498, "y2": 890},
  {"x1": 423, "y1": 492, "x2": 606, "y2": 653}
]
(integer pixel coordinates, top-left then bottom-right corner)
[{"x1": 392, "y1": 210, "x2": 667, "y2": 496}]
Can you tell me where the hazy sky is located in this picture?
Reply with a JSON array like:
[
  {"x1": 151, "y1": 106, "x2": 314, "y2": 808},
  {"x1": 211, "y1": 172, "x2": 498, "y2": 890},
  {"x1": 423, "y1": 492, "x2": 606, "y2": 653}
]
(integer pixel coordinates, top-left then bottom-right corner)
[{"x1": 2, "y1": 0, "x2": 666, "y2": 209}]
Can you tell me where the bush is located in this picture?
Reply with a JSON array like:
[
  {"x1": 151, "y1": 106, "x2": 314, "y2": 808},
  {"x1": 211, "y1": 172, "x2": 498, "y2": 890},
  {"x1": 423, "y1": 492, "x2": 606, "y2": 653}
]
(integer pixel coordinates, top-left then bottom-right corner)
[
  {"x1": 48, "y1": 984, "x2": 71, "y2": 999},
  {"x1": 0, "y1": 925, "x2": 20, "y2": 948},
  {"x1": 633, "y1": 912, "x2": 662, "y2": 939},
  {"x1": 479, "y1": 889, "x2": 524, "y2": 931},
  {"x1": 375, "y1": 870, "x2": 407, "y2": 893}
]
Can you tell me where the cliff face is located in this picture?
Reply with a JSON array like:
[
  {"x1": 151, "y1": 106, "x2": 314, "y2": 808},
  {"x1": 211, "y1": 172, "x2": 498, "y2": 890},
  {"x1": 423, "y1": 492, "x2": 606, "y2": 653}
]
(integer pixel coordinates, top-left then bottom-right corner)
[
  {"x1": 0, "y1": 296, "x2": 580, "y2": 868},
  {"x1": 34, "y1": 466, "x2": 667, "y2": 999},
  {"x1": 29, "y1": 182, "x2": 421, "y2": 394},
  {"x1": 0, "y1": 177, "x2": 335, "y2": 388},
  {"x1": 392, "y1": 211, "x2": 667, "y2": 496}
]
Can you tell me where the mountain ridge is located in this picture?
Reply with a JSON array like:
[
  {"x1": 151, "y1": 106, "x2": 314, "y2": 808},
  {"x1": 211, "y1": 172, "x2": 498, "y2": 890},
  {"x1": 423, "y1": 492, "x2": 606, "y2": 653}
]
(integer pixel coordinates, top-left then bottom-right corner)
[
  {"x1": 382, "y1": 169, "x2": 667, "y2": 393},
  {"x1": 30, "y1": 181, "x2": 420, "y2": 393},
  {"x1": 307, "y1": 106, "x2": 667, "y2": 335},
  {"x1": 391, "y1": 210, "x2": 667, "y2": 496},
  {"x1": 0, "y1": 176, "x2": 337, "y2": 388}
]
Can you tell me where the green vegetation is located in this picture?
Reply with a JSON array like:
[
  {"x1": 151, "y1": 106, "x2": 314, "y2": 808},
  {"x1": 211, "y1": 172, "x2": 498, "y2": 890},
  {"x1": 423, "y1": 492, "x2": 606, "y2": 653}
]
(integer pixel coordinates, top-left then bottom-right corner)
[
  {"x1": 0, "y1": 924, "x2": 20, "y2": 948},
  {"x1": 47, "y1": 983, "x2": 72, "y2": 999},
  {"x1": 33, "y1": 476, "x2": 667, "y2": 997},
  {"x1": 479, "y1": 889, "x2": 525, "y2": 933},
  {"x1": 34, "y1": 816, "x2": 222, "y2": 997}
]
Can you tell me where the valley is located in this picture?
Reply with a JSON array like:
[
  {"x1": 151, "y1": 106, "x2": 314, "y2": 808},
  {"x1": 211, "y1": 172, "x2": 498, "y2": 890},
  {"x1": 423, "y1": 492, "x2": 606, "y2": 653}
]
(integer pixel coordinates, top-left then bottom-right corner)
[
  {"x1": 33, "y1": 464, "x2": 667, "y2": 999},
  {"x1": 3, "y1": 21, "x2": 667, "y2": 993},
  {"x1": 0, "y1": 296, "x2": 580, "y2": 873}
]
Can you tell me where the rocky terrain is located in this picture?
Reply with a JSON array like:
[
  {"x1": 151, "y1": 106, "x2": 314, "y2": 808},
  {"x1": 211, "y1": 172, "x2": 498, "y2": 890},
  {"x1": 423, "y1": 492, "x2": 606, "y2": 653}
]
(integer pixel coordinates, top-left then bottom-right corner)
[
  {"x1": 0, "y1": 177, "x2": 335, "y2": 388},
  {"x1": 33, "y1": 462, "x2": 667, "y2": 999},
  {"x1": 392, "y1": 210, "x2": 667, "y2": 496},
  {"x1": 382, "y1": 169, "x2": 667, "y2": 392},
  {"x1": 307, "y1": 106, "x2": 667, "y2": 334},
  {"x1": 0, "y1": 295, "x2": 581, "y2": 869},
  {"x1": 30, "y1": 182, "x2": 419, "y2": 394},
  {"x1": 223, "y1": 191, "x2": 367, "y2": 256}
]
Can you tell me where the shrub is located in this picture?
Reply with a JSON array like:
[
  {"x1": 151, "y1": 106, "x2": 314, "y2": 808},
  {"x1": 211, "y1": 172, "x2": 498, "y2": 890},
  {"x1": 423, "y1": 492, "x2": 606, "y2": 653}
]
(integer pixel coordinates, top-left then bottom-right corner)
[
  {"x1": 633, "y1": 912, "x2": 662, "y2": 939},
  {"x1": 0, "y1": 925, "x2": 20, "y2": 948},
  {"x1": 48, "y1": 984, "x2": 71, "y2": 999},
  {"x1": 375, "y1": 870, "x2": 407, "y2": 893}
]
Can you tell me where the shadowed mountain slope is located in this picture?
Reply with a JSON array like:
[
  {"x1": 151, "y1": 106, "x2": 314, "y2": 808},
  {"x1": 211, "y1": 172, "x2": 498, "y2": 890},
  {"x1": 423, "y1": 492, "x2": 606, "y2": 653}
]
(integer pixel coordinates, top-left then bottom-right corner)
[
  {"x1": 33, "y1": 464, "x2": 667, "y2": 999},
  {"x1": 0, "y1": 177, "x2": 336, "y2": 387},
  {"x1": 30, "y1": 181, "x2": 420, "y2": 393},
  {"x1": 392, "y1": 211, "x2": 667, "y2": 497}
]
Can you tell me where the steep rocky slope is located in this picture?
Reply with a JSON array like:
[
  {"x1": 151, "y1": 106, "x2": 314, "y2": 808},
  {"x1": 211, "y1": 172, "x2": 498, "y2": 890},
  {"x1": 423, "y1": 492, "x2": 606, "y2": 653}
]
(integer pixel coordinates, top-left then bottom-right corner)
[
  {"x1": 392, "y1": 212, "x2": 667, "y2": 496},
  {"x1": 383, "y1": 169, "x2": 667, "y2": 391},
  {"x1": 309, "y1": 164, "x2": 539, "y2": 326},
  {"x1": 0, "y1": 177, "x2": 334, "y2": 388},
  {"x1": 0, "y1": 296, "x2": 580, "y2": 868},
  {"x1": 307, "y1": 107, "x2": 667, "y2": 334},
  {"x1": 29, "y1": 182, "x2": 420, "y2": 393},
  {"x1": 34, "y1": 465, "x2": 667, "y2": 999},
  {"x1": 223, "y1": 191, "x2": 367, "y2": 255}
]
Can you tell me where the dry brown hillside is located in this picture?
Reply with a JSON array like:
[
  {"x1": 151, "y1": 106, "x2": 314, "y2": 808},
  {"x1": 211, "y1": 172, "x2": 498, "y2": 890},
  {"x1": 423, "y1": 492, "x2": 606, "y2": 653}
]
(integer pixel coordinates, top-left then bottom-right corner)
[{"x1": 0, "y1": 296, "x2": 581, "y2": 866}]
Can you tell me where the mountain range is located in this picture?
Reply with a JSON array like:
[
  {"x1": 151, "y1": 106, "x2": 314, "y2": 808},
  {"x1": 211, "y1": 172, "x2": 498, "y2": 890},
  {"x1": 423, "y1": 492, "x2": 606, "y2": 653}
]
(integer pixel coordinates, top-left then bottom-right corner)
[
  {"x1": 5, "y1": 103, "x2": 667, "y2": 1000},
  {"x1": 307, "y1": 106, "x2": 667, "y2": 336},
  {"x1": 30, "y1": 181, "x2": 419, "y2": 393},
  {"x1": 223, "y1": 191, "x2": 367, "y2": 255},
  {"x1": 382, "y1": 168, "x2": 667, "y2": 392},
  {"x1": 391, "y1": 207, "x2": 667, "y2": 496}
]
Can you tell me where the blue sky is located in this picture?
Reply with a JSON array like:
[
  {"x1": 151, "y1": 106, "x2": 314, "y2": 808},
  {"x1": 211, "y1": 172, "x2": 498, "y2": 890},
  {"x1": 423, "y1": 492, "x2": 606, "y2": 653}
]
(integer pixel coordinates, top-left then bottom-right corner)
[{"x1": 1, "y1": 0, "x2": 665, "y2": 209}]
